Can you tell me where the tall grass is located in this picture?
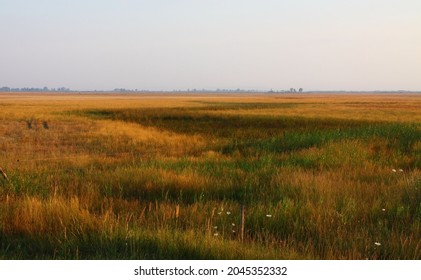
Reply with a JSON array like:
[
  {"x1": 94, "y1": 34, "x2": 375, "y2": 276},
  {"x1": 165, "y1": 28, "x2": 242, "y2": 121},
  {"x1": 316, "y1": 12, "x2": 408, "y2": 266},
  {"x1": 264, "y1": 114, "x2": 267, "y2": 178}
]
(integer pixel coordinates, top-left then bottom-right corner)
[{"x1": 0, "y1": 94, "x2": 420, "y2": 259}]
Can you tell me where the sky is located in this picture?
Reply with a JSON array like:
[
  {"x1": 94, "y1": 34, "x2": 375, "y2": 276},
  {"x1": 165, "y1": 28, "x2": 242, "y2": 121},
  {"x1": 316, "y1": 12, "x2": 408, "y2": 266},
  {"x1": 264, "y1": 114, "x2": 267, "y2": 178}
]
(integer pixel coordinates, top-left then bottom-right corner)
[{"x1": 0, "y1": 0, "x2": 420, "y2": 91}]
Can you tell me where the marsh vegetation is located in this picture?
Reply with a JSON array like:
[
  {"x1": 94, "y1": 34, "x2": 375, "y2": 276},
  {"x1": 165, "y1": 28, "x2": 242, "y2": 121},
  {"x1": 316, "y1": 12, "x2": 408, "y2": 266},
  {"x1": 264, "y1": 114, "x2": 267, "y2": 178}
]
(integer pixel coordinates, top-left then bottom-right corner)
[{"x1": 0, "y1": 93, "x2": 420, "y2": 259}]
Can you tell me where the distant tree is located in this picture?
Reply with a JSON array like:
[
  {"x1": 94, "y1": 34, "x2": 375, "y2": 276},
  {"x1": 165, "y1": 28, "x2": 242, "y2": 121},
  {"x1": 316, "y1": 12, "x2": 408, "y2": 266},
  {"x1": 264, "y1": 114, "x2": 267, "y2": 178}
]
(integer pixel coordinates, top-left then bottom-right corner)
[
  {"x1": 299, "y1": 88, "x2": 303, "y2": 93},
  {"x1": 57, "y1": 87, "x2": 70, "y2": 92}
]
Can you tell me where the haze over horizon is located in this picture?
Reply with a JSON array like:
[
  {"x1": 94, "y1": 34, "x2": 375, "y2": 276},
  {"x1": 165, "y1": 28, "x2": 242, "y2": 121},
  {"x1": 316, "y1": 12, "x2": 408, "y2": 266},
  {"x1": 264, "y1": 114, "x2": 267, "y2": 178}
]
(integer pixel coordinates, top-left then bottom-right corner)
[{"x1": 1, "y1": 0, "x2": 420, "y2": 91}]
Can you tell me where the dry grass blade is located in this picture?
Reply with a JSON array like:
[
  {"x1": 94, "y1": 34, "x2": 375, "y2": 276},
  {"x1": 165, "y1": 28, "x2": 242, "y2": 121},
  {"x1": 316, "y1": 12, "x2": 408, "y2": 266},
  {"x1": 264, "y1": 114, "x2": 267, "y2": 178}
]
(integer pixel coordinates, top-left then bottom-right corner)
[{"x1": 0, "y1": 167, "x2": 9, "y2": 181}]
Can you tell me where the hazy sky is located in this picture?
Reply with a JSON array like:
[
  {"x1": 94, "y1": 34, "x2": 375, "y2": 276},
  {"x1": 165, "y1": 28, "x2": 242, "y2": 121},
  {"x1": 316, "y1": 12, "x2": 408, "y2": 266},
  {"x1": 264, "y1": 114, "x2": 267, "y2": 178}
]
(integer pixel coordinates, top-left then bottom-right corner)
[{"x1": 1, "y1": 0, "x2": 420, "y2": 91}]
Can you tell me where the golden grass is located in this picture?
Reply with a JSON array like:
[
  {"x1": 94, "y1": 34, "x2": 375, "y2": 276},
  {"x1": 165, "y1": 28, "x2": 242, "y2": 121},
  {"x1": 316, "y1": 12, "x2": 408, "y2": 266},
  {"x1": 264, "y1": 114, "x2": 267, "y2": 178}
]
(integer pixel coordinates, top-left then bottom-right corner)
[{"x1": 0, "y1": 92, "x2": 420, "y2": 259}]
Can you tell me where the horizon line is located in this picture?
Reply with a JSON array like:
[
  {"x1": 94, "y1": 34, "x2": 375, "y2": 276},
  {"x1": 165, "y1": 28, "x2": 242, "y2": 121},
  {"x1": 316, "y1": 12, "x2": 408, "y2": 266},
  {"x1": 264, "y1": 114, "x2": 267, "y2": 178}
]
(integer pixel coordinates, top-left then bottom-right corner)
[{"x1": 1, "y1": 86, "x2": 420, "y2": 94}]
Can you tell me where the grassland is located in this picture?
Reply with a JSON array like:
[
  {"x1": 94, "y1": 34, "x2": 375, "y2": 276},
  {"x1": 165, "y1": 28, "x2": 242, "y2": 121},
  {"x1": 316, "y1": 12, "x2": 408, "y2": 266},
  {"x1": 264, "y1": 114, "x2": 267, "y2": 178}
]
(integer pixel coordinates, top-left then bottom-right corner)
[{"x1": 0, "y1": 93, "x2": 420, "y2": 259}]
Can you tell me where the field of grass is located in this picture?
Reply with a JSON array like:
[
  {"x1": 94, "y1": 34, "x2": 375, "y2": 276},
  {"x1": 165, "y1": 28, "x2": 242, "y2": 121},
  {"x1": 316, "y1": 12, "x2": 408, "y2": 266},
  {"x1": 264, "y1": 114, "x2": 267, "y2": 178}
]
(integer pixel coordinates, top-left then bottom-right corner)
[{"x1": 0, "y1": 93, "x2": 420, "y2": 259}]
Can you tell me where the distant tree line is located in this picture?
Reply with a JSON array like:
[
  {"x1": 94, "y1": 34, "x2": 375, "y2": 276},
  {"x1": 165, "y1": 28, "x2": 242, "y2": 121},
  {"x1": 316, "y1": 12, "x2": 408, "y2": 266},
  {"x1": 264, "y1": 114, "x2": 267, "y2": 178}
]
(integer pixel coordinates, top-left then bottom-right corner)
[
  {"x1": 288, "y1": 88, "x2": 304, "y2": 93},
  {"x1": 113, "y1": 88, "x2": 141, "y2": 92},
  {"x1": 178, "y1": 88, "x2": 305, "y2": 93},
  {"x1": 0, "y1": 86, "x2": 306, "y2": 93},
  {"x1": 0, "y1": 86, "x2": 71, "y2": 92}
]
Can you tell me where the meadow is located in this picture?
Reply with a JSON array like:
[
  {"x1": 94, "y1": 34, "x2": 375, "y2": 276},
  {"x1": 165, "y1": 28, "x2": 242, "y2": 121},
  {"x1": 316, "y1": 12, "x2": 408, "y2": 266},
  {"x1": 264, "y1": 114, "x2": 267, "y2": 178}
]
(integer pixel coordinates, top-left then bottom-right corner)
[{"x1": 0, "y1": 93, "x2": 420, "y2": 259}]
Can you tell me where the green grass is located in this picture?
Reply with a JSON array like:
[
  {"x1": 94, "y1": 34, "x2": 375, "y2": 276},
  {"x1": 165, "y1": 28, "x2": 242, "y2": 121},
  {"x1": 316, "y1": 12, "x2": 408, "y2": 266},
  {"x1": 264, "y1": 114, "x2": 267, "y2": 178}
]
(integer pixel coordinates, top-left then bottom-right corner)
[{"x1": 82, "y1": 107, "x2": 420, "y2": 161}]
